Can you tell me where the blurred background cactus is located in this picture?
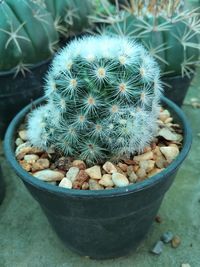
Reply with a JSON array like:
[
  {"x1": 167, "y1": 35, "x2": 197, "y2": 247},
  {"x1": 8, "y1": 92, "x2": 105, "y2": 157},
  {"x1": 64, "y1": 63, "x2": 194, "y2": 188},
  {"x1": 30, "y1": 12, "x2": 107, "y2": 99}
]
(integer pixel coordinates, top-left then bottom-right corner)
[
  {"x1": 0, "y1": 0, "x2": 116, "y2": 73},
  {"x1": 0, "y1": 0, "x2": 59, "y2": 138},
  {"x1": 38, "y1": 0, "x2": 94, "y2": 38},
  {"x1": 92, "y1": 0, "x2": 200, "y2": 79},
  {"x1": 35, "y1": 0, "x2": 114, "y2": 39},
  {"x1": 27, "y1": 35, "x2": 162, "y2": 164},
  {"x1": 37, "y1": 0, "x2": 115, "y2": 39},
  {"x1": 0, "y1": 0, "x2": 59, "y2": 74}
]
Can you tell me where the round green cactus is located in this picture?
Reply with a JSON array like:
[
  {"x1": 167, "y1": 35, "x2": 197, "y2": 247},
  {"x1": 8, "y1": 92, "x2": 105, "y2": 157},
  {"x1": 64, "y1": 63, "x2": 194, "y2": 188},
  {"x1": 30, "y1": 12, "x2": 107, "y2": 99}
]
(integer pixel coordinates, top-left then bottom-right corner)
[
  {"x1": 27, "y1": 35, "x2": 162, "y2": 165},
  {"x1": 94, "y1": 1, "x2": 200, "y2": 78},
  {"x1": 0, "y1": 0, "x2": 59, "y2": 73}
]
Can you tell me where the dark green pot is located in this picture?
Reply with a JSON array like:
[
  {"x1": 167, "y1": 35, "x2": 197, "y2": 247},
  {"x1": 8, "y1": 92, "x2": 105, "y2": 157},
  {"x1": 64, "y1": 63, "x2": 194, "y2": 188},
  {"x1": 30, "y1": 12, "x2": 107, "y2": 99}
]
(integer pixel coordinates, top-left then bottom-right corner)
[{"x1": 4, "y1": 96, "x2": 192, "y2": 259}]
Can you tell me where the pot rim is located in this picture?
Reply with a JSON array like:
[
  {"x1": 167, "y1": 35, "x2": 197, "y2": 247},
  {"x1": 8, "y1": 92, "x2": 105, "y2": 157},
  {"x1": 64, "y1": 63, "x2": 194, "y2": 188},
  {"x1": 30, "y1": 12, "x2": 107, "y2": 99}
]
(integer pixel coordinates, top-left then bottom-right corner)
[
  {"x1": 0, "y1": 58, "x2": 52, "y2": 77},
  {"x1": 4, "y1": 96, "x2": 192, "y2": 198}
]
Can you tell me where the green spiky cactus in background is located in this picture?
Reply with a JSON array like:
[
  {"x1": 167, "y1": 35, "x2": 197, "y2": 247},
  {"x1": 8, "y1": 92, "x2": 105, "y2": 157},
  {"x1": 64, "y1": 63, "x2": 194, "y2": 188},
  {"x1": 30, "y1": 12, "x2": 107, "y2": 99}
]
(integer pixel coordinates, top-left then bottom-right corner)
[
  {"x1": 38, "y1": 0, "x2": 95, "y2": 37},
  {"x1": 92, "y1": 0, "x2": 200, "y2": 78},
  {"x1": 0, "y1": 0, "x2": 59, "y2": 74},
  {"x1": 38, "y1": 0, "x2": 115, "y2": 38},
  {"x1": 27, "y1": 35, "x2": 162, "y2": 165}
]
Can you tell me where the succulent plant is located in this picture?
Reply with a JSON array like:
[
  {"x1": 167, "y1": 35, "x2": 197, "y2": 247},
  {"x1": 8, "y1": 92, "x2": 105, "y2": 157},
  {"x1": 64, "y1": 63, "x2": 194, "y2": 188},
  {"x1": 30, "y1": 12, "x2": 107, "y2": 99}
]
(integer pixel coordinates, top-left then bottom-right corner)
[
  {"x1": 27, "y1": 35, "x2": 162, "y2": 165},
  {"x1": 92, "y1": 0, "x2": 200, "y2": 78},
  {"x1": 38, "y1": 0, "x2": 95, "y2": 37},
  {"x1": 0, "y1": 0, "x2": 59, "y2": 74}
]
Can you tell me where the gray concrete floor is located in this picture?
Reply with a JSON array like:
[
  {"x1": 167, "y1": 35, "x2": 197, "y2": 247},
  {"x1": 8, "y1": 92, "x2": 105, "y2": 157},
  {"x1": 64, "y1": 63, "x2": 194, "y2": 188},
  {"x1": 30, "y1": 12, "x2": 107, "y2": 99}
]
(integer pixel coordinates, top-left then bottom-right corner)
[{"x1": 0, "y1": 70, "x2": 200, "y2": 267}]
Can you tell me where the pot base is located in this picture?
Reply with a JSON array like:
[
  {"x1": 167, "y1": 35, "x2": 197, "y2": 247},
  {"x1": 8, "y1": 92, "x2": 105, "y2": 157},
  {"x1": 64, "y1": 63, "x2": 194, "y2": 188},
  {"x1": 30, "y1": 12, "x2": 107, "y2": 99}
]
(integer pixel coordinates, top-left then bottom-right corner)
[{"x1": 41, "y1": 198, "x2": 162, "y2": 259}]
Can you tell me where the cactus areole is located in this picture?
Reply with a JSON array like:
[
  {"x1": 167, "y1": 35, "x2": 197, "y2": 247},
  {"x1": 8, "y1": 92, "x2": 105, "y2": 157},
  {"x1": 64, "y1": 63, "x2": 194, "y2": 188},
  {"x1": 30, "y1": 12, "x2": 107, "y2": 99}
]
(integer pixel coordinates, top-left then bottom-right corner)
[
  {"x1": 27, "y1": 35, "x2": 163, "y2": 165},
  {"x1": 0, "y1": 0, "x2": 58, "y2": 73}
]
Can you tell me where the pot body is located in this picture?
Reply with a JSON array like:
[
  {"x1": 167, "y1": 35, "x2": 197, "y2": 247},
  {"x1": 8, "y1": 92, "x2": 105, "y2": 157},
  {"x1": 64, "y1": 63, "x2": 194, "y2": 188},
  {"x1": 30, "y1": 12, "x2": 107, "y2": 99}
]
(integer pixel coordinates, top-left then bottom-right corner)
[
  {"x1": 0, "y1": 164, "x2": 5, "y2": 204},
  {"x1": 4, "y1": 96, "x2": 192, "y2": 259},
  {"x1": 0, "y1": 59, "x2": 50, "y2": 139},
  {"x1": 162, "y1": 74, "x2": 194, "y2": 107},
  {"x1": 24, "y1": 171, "x2": 176, "y2": 259}
]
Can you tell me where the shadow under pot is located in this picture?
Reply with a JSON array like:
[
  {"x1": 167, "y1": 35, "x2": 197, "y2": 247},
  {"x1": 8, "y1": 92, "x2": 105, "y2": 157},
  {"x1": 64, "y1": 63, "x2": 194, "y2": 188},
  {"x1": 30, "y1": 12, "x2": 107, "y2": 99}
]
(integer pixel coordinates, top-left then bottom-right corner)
[
  {"x1": 4, "y1": 96, "x2": 192, "y2": 259},
  {"x1": 0, "y1": 58, "x2": 51, "y2": 139}
]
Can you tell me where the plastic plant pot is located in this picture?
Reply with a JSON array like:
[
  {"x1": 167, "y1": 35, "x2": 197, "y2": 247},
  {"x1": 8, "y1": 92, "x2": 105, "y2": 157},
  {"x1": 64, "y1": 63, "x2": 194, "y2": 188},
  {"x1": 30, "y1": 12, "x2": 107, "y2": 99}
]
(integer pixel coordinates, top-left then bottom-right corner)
[
  {"x1": 4, "y1": 96, "x2": 192, "y2": 259},
  {"x1": 162, "y1": 74, "x2": 194, "y2": 107},
  {"x1": 0, "y1": 58, "x2": 51, "y2": 139}
]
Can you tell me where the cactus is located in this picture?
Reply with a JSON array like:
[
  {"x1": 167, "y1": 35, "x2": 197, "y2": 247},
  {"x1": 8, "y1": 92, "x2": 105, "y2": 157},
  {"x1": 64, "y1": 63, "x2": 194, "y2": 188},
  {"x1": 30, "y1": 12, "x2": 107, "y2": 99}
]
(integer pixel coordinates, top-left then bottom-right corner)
[
  {"x1": 37, "y1": 0, "x2": 115, "y2": 38},
  {"x1": 27, "y1": 35, "x2": 162, "y2": 165},
  {"x1": 0, "y1": 0, "x2": 59, "y2": 74},
  {"x1": 92, "y1": 0, "x2": 200, "y2": 78},
  {"x1": 39, "y1": 0, "x2": 95, "y2": 37}
]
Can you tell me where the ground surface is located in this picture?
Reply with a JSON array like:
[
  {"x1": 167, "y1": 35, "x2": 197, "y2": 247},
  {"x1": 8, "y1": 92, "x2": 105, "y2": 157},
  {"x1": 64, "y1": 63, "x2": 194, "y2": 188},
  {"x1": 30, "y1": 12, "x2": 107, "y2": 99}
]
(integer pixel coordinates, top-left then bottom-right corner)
[{"x1": 0, "y1": 69, "x2": 200, "y2": 267}]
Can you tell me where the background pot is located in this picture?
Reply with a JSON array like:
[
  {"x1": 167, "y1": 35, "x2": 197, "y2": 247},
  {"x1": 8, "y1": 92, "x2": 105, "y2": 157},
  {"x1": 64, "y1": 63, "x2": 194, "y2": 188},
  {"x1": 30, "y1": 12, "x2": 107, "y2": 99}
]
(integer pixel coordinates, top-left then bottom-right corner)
[
  {"x1": 4, "y1": 96, "x2": 192, "y2": 259},
  {"x1": 162, "y1": 74, "x2": 194, "y2": 107},
  {"x1": 0, "y1": 164, "x2": 5, "y2": 204},
  {"x1": 0, "y1": 58, "x2": 51, "y2": 139}
]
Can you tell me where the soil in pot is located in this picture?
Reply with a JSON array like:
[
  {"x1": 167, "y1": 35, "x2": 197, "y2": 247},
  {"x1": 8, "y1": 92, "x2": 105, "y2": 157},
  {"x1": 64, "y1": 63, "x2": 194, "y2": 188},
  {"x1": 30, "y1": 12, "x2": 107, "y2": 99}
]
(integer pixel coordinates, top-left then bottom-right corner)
[{"x1": 0, "y1": 59, "x2": 51, "y2": 139}]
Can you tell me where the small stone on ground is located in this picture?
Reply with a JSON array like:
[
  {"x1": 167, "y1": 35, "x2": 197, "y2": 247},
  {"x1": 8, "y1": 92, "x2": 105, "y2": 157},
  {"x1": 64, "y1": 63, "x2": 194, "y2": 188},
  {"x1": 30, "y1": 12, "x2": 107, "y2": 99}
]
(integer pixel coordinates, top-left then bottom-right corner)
[
  {"x1": 171, "y1": 235, "x2": 181, "y2": 248},
  {"x1": 160, "y1": 231, "x2": 174, "y2": 243},
  {"x1": 181, "y1": 264, "x2": 191, "y2": 267},
  {"x1": 151, "y1": 241, "x2": 164, "y2": 255}
]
